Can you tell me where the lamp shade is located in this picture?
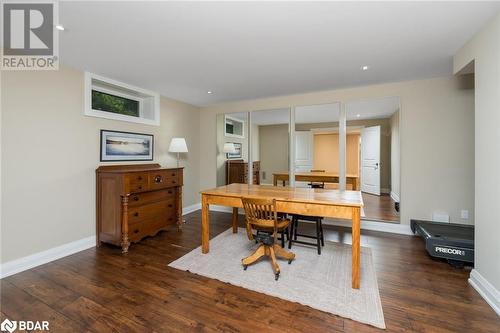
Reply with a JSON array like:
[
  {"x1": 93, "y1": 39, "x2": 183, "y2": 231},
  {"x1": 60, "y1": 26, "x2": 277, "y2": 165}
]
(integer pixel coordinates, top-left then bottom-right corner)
[
  {"x1": 223, "y1": 142, "x2": 237, "y2": 154},
  {"x1": 168, "y1": 138, "x2": 188, "y2": 153}
]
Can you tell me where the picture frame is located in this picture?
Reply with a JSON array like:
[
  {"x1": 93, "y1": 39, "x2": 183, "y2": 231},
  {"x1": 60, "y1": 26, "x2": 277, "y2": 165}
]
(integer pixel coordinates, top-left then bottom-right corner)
[
  {"x1": 100, "y1": 130, "x2": 154, "y2": 162},
  {"x1": 227, "y1": 142, "x2": 242, "y2": 159}
]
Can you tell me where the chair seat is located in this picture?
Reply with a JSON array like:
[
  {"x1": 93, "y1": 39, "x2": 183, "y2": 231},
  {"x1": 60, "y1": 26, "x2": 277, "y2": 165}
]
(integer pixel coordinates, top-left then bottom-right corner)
[{"x1": 254, "y1": 218, "x2": 290, "y2": 231}]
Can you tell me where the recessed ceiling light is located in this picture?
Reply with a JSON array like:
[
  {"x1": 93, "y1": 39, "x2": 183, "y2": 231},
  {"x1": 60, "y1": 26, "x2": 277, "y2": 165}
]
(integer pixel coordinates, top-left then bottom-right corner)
[
  {"x1": 361, "y1": 65, "x2": 369, "y2": 71},
  {"x1": 356, "y1": 114, "x2": 361, "y2": 118},
  {"x1": 207, "y1": 91, "x2": 213, "y2": 94},
  {"x1": 55, "y1": 24, "x2": 65, "y2": 31}
]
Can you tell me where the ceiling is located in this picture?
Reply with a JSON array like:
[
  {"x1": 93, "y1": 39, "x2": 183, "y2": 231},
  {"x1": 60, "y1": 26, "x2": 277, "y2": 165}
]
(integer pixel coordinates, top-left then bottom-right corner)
[
  {"x1": 59, "y1": 2, "x2": 499, "y2": 106},
  {"x1": 345, "y1": 97, "x2": 400, "y2": 121},
  {"x1": 228, "y1": 97, "x2": 399, "y2": 125}
]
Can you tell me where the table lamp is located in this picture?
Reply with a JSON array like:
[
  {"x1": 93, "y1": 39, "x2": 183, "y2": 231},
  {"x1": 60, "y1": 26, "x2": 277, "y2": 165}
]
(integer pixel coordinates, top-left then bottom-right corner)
[{"x1": 169, "y1": 138, "x2": 188, "y2": 167}]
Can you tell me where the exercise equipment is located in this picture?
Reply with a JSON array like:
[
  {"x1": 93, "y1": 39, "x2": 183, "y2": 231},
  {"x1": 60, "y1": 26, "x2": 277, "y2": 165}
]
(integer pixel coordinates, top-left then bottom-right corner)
[{"x1": 411, "y1": 219, "x2": 474, "y2": 267}]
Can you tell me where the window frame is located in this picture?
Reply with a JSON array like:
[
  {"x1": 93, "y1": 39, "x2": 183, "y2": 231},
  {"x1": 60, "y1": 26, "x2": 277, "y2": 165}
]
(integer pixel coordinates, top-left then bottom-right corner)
[
  {"x1": 224, "y1": 115, "x2": 245, "y2": 138},
  {"x1": 84, "y1": 72, "x2": 160, "y2": 126}
]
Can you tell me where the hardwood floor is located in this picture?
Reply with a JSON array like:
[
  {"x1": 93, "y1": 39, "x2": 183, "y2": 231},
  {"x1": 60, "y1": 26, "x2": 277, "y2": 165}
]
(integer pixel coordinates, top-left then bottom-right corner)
[
  {"x1": 2, "y1": 210, "x2": 498, "y2": 332},
  {"x1": 362, "y1": 193, "x2": 400, "y2": 222}
]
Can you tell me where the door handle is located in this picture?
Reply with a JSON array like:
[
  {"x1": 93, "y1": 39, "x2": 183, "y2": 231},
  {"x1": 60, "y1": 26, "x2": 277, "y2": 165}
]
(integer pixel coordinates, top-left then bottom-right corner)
[{"x1": 374, "y1": 163, "x2": 379, "y2": 170}]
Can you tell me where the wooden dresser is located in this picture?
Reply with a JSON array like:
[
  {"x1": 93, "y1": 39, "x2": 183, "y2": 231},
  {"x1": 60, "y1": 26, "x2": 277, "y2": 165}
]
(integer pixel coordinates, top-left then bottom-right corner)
[
  {"x1": 96, "y1": 164, "x2": 183, "y2": 253},
  {"x1": 226, "y1": 160, "x2": 260, "y2": 185}
]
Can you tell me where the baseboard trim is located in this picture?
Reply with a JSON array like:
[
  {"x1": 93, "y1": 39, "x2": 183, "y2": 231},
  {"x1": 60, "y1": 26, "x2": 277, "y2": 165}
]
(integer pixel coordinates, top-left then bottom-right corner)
[
  {"x1": 381, "y1": 188, "x2": 390, "y2": 194},
  {"x1": 390, "y1": 191, "x2": 400, "y2": 203},
  {"x1": 0, "y1": 236, "x2": 96, "y2": 279},
  {"x1": 469, "y1": 269, "x2": 500, "y2": 316},
  {"x1": 323, "y1": 218, "x2": 414, "y2": 235},
  {"x1": 183, "y1": 203, "x2": 201, "y2": 215}
]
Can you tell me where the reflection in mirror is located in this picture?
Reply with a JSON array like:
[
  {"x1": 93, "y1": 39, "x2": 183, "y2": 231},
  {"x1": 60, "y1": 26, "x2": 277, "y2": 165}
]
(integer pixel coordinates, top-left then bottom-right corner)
[
  {"x1": 294, "y1": 103, "x2": 341, "y2": 188},
  {"x1": 250, "y1": 108, "x2": 289, "y2": 186},
  {"x1": 345, "y1": 97, "x2": 400, "y2": 223},
  {"x1": 216, "y1": 112, "x2": 249, "y2": 186}
]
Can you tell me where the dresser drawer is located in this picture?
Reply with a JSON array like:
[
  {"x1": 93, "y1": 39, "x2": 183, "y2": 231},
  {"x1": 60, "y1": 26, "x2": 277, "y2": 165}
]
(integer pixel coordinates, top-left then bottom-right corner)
[
  {"x1": 125, "y1": 172, "x2": 149, "y2": 192},
  {"x1": 128, "y1": 199, "x2": 175, "y2": 224},
  {"x1": 148, "y1": 170, "x2": 180, "y2": 190},
  {"x1": 129, "y1": 189, "x2": 176, "y2": 206},
  {"x1": 128, "y1": 218, "x2": 167, "y2": 242}
]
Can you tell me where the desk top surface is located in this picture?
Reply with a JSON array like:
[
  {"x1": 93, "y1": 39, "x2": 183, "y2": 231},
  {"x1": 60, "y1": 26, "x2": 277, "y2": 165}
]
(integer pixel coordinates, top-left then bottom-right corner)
[
  {"x1": 273, "y1": 171, "x2": 359, "y2": 178},
  {"x1": 201, "y1": 183, "x2": 363, "y2": 207}
]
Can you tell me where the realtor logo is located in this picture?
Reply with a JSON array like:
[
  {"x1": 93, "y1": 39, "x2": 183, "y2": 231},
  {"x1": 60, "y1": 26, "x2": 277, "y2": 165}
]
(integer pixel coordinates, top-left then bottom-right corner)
[
  {"x1": 0, "y1": 319, "x2": 17, "y2": 333},
  {"x1": 1, "y1": 1, "x2": 59, "y2": 70},
  {"x1": 0, "y1": 318, "x2": 49, "y2": 332}
]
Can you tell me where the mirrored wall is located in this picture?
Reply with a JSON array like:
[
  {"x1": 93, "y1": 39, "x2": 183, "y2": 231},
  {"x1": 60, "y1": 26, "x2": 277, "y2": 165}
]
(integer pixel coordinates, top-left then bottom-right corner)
[{"x1": 214, "y1": 96, "x2": 401, "y2": 223}]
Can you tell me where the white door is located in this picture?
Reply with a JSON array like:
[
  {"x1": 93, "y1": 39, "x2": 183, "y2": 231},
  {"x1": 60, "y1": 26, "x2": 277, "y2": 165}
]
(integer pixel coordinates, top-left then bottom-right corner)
[
  {"x1": 295, "y1": 131, "x2": 313, "y2": 187},
  {"x1": 361, "y1": 126, "x2": 381, "y2": 195}
]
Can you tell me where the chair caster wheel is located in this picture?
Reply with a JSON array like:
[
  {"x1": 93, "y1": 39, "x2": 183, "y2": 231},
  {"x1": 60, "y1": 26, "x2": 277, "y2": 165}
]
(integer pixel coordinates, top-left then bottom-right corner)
[
  {"x1": 243, "y1": 265, "x2": 248, "y2": 271},
  {"x1": 275, "y1": 272, "x2": 280, "y2": 281},
  {"x1": 288, "y1": 259, "x2": 293, "y2": 264}
]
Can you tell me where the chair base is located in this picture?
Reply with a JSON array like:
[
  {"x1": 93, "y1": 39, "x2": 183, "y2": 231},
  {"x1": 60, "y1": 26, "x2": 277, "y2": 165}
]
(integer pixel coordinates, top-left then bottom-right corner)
[{"x1": 242, "y1": 243, "x2": 295, "y2": 280}]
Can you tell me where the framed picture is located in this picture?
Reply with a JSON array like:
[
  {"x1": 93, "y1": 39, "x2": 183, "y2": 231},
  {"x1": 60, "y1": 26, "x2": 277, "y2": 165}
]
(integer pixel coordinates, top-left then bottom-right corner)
[
  {"x1": 227, "y1": 142, "x2": 242, "y2": 159},
  {"x1": 100, "y1": 130, "x2": 154, "y2": 161}
]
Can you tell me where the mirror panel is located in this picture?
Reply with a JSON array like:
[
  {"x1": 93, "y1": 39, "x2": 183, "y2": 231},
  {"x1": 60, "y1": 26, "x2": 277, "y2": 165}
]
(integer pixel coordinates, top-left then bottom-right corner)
[
  {"x1": 250, "y1": 108, "x2": 290, "y2": 186},
  {"x1": 294, "y1": 103, "x2": 341, "y2": 188},
  {"x1": 345, "y1": 97, "x2": 401, "y2": 222},
  {"x1": 216, "y1": 112, "x2": 249, "y2": 186}
]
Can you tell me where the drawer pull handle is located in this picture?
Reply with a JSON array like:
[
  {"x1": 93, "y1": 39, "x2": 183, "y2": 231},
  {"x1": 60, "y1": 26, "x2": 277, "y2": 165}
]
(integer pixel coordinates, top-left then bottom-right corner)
[
  {"x1": 137, "y1": 176, "x2": 143, "y2": 180},
  {"x1": 134, "y1": 229, "x2": 139, "y2": 234},
  {"x1": 168, "y1": 190, "x2": 173, "y2": 194},
  {"x1": 171, "y1": 173, "x2": 176, "y2": 176},
  {"x1": 133, "y1": 196, "x2": 139, "y2": 201},
  {"x1": 134, "y1": 212, "x2": 139, "y2": 217},
  {"x1": 154, "y1": 175, "x2": 163, "y2": 183},
  {"x1": 172, "y1": 180, "x2": 176, "y2": 184},
  {"x1": 138, "y1": 185, "x2": 142, "y2": 190},
  {"x1": 168, "y1": 204, "x2": 173, "y2": 208}
]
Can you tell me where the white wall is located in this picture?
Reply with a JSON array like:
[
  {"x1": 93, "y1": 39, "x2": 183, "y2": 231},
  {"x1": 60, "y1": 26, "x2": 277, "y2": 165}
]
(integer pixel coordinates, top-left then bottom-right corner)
[
  {"x1": 390, "y1": 110, "x2": 401, "y2": 201},
  {"x1": 1, "y1": 66, "x2": 200, "y2": 264},
  {"x1": 200, "y1": 76, "x2": 475, "y2": 226},
  {"x1": 454, "y1": 13, "x2": 500, "y2": 298}
]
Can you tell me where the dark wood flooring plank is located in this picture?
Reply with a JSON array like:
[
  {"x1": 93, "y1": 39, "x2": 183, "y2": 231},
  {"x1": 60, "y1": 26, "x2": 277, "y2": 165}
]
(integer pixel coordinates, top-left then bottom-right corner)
[{"x1": 1, "y1": 210, "x2": 499, "y2": 333}]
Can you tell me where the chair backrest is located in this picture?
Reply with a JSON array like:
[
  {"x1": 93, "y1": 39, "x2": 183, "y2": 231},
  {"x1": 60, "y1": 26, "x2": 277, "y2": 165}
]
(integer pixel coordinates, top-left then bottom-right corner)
[{"x1": 241, "y1": 197, "x2": 278, "y2": 240}]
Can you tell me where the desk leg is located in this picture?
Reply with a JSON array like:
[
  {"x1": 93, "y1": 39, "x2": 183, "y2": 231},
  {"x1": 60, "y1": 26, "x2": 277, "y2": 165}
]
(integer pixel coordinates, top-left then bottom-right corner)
[
  {"x1": 273, "y1": 177, "x2": 277, "y2": 186},
  {"x1": 201, "y1": 194, "x2": 210, "y2": 253},
  {"x1": 232, "y1": 207, "x2": 238, "y2": 233},
  {"x1": 352, "y1": 207, "x2": 361, "y2": 289}
]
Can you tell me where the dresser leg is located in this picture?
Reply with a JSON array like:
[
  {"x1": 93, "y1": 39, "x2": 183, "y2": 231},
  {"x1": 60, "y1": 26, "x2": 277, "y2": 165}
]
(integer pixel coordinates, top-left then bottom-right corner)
[
  {"x1": 121, "y1": 195, "x2": 130, "y2": 254},
  {"x1": 121, "y1": 237, "x2": 130, "y2": 254}
]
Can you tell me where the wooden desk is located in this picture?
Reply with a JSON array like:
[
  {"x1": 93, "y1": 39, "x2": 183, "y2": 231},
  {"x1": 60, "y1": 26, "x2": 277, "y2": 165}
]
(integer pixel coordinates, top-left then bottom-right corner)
[
  {"x1": 273, "y1": 171, "x2": 359, "y2": 190},
  {"x1": 200, "y1": 184, "x2": 364, "y2": 289}
]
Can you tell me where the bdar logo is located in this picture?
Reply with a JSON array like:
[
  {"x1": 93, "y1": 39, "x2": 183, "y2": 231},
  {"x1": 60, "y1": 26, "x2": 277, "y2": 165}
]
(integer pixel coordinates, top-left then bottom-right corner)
[{"x1": 0, "y1": 319, "x2": 17, "y2": 333}]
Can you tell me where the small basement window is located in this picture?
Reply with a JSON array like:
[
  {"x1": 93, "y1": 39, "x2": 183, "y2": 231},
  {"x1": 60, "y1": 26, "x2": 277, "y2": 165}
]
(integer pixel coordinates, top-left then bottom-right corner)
[
  {"x1": 85, "y1": 72, "x2": 160, "y2": 126},
  {"x1": 225, "y1": 115, "x2": 245, "y2": 138}
]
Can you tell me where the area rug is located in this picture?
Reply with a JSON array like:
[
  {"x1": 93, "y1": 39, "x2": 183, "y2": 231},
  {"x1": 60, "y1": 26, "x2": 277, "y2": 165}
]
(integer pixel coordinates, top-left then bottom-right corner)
[{"x1": 169, "y1": 228, "x2": 385, "y2": 329}]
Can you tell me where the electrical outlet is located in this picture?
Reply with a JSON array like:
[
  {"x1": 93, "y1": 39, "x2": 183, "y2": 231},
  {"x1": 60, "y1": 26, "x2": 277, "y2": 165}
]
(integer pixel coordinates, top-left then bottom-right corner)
[{"x1": 461, "y1": 210, "x2": 469, "y2": 219}]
